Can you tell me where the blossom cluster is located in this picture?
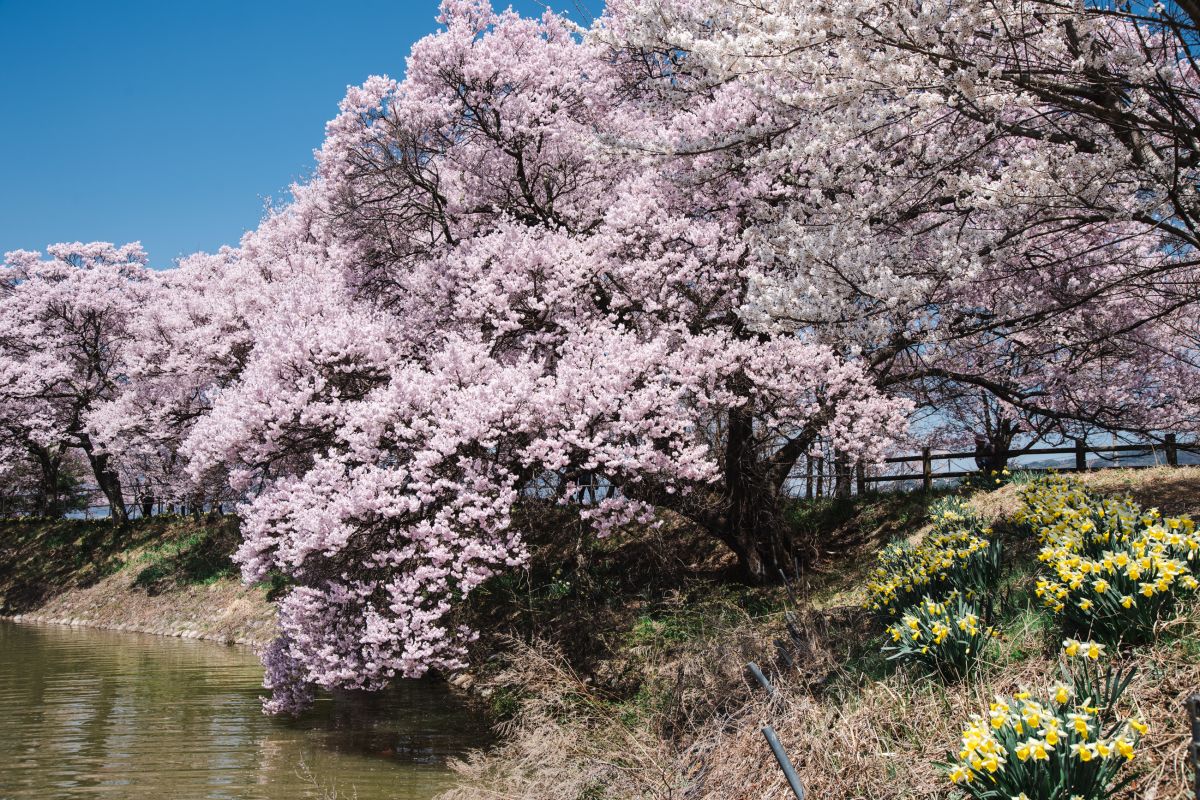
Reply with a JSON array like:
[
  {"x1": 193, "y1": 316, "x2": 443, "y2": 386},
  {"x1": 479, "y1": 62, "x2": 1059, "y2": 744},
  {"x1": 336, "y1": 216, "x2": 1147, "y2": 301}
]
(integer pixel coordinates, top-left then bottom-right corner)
[{"x1": 1019, "y1": 475, "x2": 1199, "y2": 641}]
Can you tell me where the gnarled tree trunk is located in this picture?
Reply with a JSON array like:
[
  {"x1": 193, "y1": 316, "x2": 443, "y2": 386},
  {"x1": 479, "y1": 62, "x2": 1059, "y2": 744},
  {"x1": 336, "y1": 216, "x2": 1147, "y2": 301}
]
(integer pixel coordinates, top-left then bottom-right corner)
[
  {"x1": 29, "y1": 442, "x2": 65, "y2": 517},
  {"x1": 78, "y1": 433, "x2": 128, "y2": 525},
  {"x1": 696, "y1": 404, "x2": 826, "y2": 584}
]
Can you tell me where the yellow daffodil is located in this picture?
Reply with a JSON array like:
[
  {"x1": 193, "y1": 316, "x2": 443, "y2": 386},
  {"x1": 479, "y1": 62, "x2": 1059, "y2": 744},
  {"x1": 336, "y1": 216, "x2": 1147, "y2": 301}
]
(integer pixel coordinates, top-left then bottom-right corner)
[
  {"x1": 1114, "y1": 737, "x2": 1135, "y2": 760},
  {"x1": 1068, "y1": 713, "x2": 1091, "y2": 739},
  {"x1": 1071, "y1": 742, "x2": 1096, "y2": 762}
]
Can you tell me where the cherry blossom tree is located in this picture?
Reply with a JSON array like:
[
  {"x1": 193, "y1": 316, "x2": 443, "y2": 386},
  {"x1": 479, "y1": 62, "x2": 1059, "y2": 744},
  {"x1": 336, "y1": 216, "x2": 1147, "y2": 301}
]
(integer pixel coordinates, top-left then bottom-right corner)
[
  {"x1": 184, "y1": 1, "x2": 909, "y2": 712},
  {"x1": 0, "y1": 243, "x2": 149, "y2": 524},
  {"x1": 604, "y1": 0, "x2": 1200, "y2": 439},
  {"x1": 0, "y1": 395, "x2": 69, "y2": 517},
  {"x1": 89, "y1": 247, "x2": 267, "y2": 516}
]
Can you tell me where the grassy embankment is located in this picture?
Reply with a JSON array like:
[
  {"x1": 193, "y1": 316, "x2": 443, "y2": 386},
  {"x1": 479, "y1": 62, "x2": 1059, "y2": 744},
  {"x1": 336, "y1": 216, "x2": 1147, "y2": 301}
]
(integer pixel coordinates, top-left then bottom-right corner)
[
  {"x1": 443, "y1": 468, "x2": 1200, "y2": 800},
  {"x1": 2, "y1": 469, "x2": 1196, "y2": 798},
  {"x1": 0, "y1": 513, "x2": 275, "y2": 644}
]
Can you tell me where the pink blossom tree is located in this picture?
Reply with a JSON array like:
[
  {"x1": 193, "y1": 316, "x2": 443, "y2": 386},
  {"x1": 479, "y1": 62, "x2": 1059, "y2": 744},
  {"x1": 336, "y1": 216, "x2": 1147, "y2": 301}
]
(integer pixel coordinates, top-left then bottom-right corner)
[
  {"x1": 184, "y1": 2, "x2": 910, "y2": 711},
  {"x1": 0, "y1": 243, "x2": 149, "y2": 524},
  {"x1": 89, "y1": 247, "x2": 268, "y2": 516}
]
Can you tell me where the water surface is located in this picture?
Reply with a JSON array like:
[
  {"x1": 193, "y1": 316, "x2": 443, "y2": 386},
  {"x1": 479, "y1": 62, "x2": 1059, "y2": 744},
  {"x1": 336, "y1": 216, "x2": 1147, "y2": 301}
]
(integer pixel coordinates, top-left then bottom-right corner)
[{"x1": 0, "y1": 621, "x2": 489, "y2": 799}]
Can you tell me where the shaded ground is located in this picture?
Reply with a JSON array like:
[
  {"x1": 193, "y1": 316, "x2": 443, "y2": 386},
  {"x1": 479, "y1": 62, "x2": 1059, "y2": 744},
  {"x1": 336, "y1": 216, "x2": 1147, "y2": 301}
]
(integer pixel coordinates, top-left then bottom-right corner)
[
  {"x1": 460, "y1": 490, "x2": 947, "y2": 702},
  {"x1": 0, "y1": 515, "x2": 275, "y2": 645}
]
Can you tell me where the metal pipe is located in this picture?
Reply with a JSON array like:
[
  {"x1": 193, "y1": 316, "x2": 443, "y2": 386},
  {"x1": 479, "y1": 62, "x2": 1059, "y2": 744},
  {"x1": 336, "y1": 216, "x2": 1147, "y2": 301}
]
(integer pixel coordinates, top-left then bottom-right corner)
[
  {"x1": 747, "y1": 662, "x2": 776, "y2": 697},
  {"x1": 1187, "y1": 695, "x2": 1200, "y2": 799},
  {"x1": 762, "y1": 725, "x2": 805, "y2": 799}
]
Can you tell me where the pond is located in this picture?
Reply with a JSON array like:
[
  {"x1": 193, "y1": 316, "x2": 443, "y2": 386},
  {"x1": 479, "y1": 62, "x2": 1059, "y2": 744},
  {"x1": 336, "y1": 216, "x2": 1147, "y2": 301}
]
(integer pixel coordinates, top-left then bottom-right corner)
[{"x1": 0, "y1": 621, "x2": 491, "y2": 799}]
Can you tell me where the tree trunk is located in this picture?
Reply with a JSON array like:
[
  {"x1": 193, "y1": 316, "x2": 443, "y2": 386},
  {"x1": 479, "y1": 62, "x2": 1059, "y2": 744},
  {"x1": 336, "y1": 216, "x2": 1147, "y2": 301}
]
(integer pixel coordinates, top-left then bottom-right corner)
[
  {"x1": 834, "y1": 450, "x2": 851, "y2": 498},
  {"x1": 992, "y1": 421, "x2": 1020, "y2": 471},
  {"x1": 77, "y1": 433, "x2": 128, "y2": 525},
  {"x1": 721, "y1": 512, "x2": 792, "y2": 583},
  {"x1": 29, "y1": 443, "x2": 64, "y2": 517},
  {"x1": 715, "y1": 406, "x2": 793, "y2": 583}
]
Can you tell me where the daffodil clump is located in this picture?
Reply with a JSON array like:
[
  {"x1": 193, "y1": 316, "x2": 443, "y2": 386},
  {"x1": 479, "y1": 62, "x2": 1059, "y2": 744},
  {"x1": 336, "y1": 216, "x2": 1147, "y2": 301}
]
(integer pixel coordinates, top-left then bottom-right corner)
[
  {"x1": 963, "y1": 466, "x2": 1013, "y2": 491},
  {"x1": 947, "y1": 640, "x2": 1146, "y2": 799},
  {"x1": 1019, "y1": 475, "x2": 1199, "y2": 642},
  {"x1": 866, "y1": 498, "x2": 1002, "y2": 616},
  {"x1": 884, "y1": 595, "x2": 992, "y2": 678}
]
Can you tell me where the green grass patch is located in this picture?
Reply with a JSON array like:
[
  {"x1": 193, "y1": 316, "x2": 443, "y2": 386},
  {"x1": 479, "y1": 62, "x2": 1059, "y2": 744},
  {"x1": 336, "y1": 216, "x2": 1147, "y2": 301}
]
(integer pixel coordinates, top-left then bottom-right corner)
[
  {"x1": 131, "y1": 522, "x2": 239, "y2": 593},
  {"x1": 0, "y1": 515, "x2": 242, "y2": 613}
]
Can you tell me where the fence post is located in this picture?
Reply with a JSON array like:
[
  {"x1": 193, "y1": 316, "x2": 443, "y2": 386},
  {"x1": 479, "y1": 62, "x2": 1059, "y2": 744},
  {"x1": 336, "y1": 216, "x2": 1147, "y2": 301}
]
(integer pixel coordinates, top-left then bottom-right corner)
[
  {"x1": 921, "y1": 447, "x2": 932, "y2": 492},
  {"x1": 1167, "y1": 433, "x2": 1179, "y2": 467},
  {"x1": 856, "y1": 462, "x2": 866, "y2": 495},
  {"x1": 1074, "y1": 438, "x2": 1087, "y2": 473},
  {"x1": 761, "y1": 726, "x2": 806, "y2": 799}
]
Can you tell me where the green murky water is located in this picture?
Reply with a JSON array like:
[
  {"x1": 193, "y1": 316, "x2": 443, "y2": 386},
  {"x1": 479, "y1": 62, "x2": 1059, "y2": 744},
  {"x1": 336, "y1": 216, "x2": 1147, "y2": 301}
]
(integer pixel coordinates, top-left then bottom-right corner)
[{"x1": 0, "y1": 621, "x2": 490, "y2": 800}]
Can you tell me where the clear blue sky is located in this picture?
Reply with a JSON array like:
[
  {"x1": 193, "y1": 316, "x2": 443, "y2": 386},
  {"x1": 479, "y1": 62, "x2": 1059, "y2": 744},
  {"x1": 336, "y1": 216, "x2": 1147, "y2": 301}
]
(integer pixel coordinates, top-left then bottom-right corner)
[{"x1": 0, "y1": 0, "x2": 590, "y2": 267}]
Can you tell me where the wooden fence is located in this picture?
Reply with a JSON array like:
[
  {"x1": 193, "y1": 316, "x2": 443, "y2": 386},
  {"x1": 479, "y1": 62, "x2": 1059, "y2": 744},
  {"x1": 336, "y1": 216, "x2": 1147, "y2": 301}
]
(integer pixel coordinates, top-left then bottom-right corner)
[
  {"x1": 19, "y1": 436, "x2": 1200, "y2": 519},
  {"x1": 829, "y1": 434, "x2": 1200, "y2": 495}
]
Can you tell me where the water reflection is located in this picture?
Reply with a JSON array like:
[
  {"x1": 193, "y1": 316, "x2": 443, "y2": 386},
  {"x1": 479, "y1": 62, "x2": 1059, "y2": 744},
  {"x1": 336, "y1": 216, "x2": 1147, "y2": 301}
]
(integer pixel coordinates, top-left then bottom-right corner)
[{"x1": 0, "y1": 621, "x2": 490, "y2": 799}]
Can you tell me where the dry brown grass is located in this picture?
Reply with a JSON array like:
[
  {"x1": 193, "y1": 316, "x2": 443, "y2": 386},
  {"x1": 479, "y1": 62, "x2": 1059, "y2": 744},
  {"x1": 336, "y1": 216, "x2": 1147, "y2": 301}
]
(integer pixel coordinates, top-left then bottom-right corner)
[
  {"x1": 966, "y1": 466, "x2": 1200, "y2": 524},
  {"x1": 7, "y1": 566, "x2": 276, "y2": 645},
  {"x1": 440, "y1": 468, "x2": 1200, "y2": 800},
  {"x1": 440, "y1": 640, "x2": 682, "y2": 800},
  {"x1": 681, "y1": 619, "x2": 1200, "y2": 800},
  {"x1": 445, "y1": 611, "x2": 1200, "y2": 800}
]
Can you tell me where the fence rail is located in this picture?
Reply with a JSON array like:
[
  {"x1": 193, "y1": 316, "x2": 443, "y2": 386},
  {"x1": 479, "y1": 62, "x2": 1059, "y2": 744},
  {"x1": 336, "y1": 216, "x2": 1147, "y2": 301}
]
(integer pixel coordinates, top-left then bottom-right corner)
[{"x1": 852, "y1": 434, "x2": 1199, "y2": 494}]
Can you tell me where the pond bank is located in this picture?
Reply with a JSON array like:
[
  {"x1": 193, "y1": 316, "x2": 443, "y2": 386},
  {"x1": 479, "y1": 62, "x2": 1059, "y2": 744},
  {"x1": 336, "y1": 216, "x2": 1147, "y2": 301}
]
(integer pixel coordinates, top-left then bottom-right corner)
[{"x1": 0, "y1": 516, "x2": 276, "y2": 647}]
